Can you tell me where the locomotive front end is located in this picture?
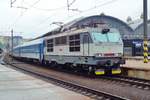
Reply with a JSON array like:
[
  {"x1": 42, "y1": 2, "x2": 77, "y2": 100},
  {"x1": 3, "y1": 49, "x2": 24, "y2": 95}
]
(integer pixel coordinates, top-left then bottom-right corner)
[{"x1": 89, "y1": 28, "x2": 125, "y2": 75}]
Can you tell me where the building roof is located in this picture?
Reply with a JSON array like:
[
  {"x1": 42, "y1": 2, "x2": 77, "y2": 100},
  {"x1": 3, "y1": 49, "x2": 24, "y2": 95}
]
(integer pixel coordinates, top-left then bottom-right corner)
[
  {"x1": 128, "y1": 19, "x2": 150, "y2": 39},
  {"x1": 69, "y1": 15, "x2": 133, "y2": 32},
  {"x1": 134, "y1": 20, "x2": 150, "y2": 31},
  {"x1": 128, "y1": 19, "x2": 143, "y2": 30},
  {"x1": 41, "y1": 14, "x2": 134, "y2": 38}
]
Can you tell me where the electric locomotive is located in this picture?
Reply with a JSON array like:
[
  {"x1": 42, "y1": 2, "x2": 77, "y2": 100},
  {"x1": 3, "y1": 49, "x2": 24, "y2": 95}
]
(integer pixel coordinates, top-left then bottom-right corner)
[{"x1": 44, "y1": 27, "x2": 125, "y2": 75}]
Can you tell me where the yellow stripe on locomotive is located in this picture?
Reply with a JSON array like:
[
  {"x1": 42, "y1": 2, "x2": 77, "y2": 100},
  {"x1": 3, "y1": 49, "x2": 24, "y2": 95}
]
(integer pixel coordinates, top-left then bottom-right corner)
[
  {"x1": 112, "y1": 68, "x2": 121, "y2": 74},
  {"x1": 95, "y1": 69, "x2": 105, "y2": 75}
]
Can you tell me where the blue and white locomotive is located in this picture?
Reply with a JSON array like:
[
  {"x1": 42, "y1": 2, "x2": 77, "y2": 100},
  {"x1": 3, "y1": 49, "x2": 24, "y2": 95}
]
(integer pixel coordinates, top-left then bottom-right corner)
[{"x1": 12, "y1": 16, "x2": 125, "y2": 75}]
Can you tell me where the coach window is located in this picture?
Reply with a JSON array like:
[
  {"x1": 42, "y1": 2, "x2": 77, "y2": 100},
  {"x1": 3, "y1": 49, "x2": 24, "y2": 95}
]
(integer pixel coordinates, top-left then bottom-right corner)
[
  {"x1": 46, "y1": 39, "x2": 53, "y2": 52},
  {"x1": 69, "y1": 34, "x2": 80, "y2": 52}
]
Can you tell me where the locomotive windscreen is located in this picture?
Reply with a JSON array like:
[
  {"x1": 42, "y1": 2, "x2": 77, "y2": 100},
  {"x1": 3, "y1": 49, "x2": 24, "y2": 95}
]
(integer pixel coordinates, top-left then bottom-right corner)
[{"x1": 91, "y1": 31, "x2": 122, "y2": 43}]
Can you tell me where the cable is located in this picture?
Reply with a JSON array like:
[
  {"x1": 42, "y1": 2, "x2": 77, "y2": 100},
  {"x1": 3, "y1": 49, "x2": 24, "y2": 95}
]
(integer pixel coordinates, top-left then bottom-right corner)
[
  {"x1": 11, "y1": 0, "x2": 17, "y2": 7},
  {"x1": 28, "y1": 0, "x2": 119, "y2": 34},
  {"x1": 68, "y1": 0, "x2": 76, "y2": 7},
  {"x1": 71, "y1": 0, "x2": 118, "y2": 21},
  {"x1": 10, "y1": 0, "x2": 119, "y2": 38},
  {"x1": 29, "y1": 0, "x2": 41, "y2": 8},
  {"x1": 9, "y1": 0, "x2": 42, "y2": 29},
  {"x1": 67, "y1": 0, "x2": 77, "y2": 12},
  {"x1": 81, "y1": 0, "x2": 118, "y2": 13},
  {"x1": 26, "y1": 11, "x2": 60, "y2": 32},
  {"x1": 23, "y1": 1, "x2": 66, "y2": 12},
  {"x1": 60, "y1": 0, "x2": 118, "y2": 23}
]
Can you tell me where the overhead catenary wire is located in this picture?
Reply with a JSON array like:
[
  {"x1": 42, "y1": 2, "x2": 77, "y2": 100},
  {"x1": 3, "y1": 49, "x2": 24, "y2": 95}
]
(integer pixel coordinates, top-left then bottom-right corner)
[
  {"x1": 10, "y1": 0, "x2": 121, "y2": 38},
  {"x1": 10, "y1": 0, "x2": 117, "y2": 29},
  {"x1": 20, "y1": 0, "x2": 24, "y2": 16},
  {"x1": 9, "y1": 0, "x2": 42, "y2": 29},
  {"x1": 81, "y1": 0, "x2": 118, "y2": 13},
  {"x1": 69, "y1": 0, "x2": 76, "y2": 7},
  {"x1": 67, "y1": 0, "x2": 77, "y2": 12},
  {"x1": 26, "y1": 0, "x2": 119, "y2": 35},
  {"x1": 60, "y1": 0, "x2": 118, "y2": 23},
  {"x1": 9, "y1": 0, "x2": 70, "y2": 31},
  {"x1": 10, "y1": 0, "x2": 17, "y2": 7},
  {"x1": 23, "y1": 1, "x2": 66, "y2": 12},
  {"x1": 8, "y1": 1, "x2": 68, "y2": 37}
]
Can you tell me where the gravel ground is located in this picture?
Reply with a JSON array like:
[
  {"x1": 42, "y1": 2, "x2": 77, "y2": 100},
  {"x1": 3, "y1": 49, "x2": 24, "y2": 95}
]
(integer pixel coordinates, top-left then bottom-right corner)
[{"x1": 4, "y1": 56, "x2": 150, "y2": 100}]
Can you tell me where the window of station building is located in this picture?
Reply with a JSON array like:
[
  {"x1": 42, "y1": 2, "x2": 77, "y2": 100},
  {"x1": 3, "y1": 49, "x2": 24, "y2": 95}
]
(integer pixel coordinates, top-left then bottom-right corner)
[
  {"x1": 69, "y1": 34, "x2": 80, "y2": 52},
  {"x1": 46, "y1": 39, "x2": 53, "y2": 52},
  {"x1": 55, "y1": 36, "x2": 67, "y2": 45}
]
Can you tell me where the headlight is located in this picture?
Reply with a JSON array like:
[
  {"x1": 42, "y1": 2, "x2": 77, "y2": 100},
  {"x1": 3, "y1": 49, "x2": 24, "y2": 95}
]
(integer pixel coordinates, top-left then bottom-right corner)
[
  {"x1": 116, "y1": 53, "x2": 122, "y2": 56},
  {"x1": 95, "y1": 53, "x2": 103, "y2": 57}
]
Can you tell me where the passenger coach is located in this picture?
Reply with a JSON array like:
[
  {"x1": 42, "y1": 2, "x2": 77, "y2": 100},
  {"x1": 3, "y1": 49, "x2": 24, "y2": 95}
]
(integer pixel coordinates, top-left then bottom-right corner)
[{"x1": 13, "y1": 38, "x2": 44, "y2": 63}]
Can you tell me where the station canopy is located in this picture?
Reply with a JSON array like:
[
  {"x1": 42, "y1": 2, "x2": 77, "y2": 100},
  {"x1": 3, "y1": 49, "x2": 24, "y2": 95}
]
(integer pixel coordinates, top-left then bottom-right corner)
[{"x1": 39, "y1": 14, "x2": 134, "y2": 39}]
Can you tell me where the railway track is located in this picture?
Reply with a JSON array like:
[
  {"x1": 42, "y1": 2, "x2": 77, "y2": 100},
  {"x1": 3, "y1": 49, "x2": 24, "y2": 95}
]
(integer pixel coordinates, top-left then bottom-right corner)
[
  {"x1": 4, "y1": 57, "x2": 150, "y2": 92},
  {"x1": 57, "y1": 66, "x2": 150, "y2": 91},
  {"x1": 102, "y1": 75, "x2": 150, "y2": 90},
  {"x1": 3, "y1": 61, "x2": 128, "y2": 100},
  {"x1": 52, "y1": 66, "x2": 150, "y2": 91},
  {"x1": 61, "y1": 67, "x2": 150, "y2": 91}
]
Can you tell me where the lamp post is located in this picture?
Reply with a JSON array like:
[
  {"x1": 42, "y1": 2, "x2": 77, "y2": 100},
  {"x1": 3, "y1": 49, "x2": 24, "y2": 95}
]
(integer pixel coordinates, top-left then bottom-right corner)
[{"x1": 11, "y1": 29, "x2": 13, "y2": 58}]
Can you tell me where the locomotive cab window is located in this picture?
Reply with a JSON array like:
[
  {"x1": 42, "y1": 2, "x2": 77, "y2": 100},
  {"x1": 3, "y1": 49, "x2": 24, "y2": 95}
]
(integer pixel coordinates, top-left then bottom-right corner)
[
  {"x1": 46, "y1": 39, "x2": 53, "y2": 52},
  {"x1": 69, "y1": 34, "x2": 80, "y2": 52},
  {"x1": 91, "y1": 31, "x2": 122, "y2": 43}
]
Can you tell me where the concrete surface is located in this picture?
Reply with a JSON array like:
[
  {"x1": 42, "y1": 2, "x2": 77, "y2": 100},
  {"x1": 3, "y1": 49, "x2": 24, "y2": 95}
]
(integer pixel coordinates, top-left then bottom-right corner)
[
  {"x1": 0, "y1": 64, "x2": 91, "y2": 100},
  {"x1": 124, "y1": 56, "x2": 150, "y2": 60},
  {"x1": 121, "y1": 59, "x2": 150, "y2": 80},
  {"x1": 121, "y1": 60, "x2": 150, "y2": 70}
]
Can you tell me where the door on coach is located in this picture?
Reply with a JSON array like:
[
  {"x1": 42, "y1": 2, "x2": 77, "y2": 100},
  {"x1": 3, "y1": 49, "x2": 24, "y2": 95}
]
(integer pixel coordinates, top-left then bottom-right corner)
[{"x1": 83, "y1": 34, "x2": 90, "y2": 56}]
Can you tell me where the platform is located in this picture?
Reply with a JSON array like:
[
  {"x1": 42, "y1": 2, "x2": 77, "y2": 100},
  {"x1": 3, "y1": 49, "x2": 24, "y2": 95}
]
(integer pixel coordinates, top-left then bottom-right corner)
[
  {"x1": 124, "y1": 56, "x2": 150, "y2": 61},
  {"x1": 0, "y1": 64, "x2": 90, "y2": 100},
  {"x1": 121, "y1": 59, "x2": 150, "y2": 70},
  {"x1": 121, "y1": 58, "x2": 150, "y2": 80}
]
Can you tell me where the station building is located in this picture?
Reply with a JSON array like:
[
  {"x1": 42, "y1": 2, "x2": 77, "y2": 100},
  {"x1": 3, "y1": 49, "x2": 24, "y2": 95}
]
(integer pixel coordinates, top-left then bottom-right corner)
[{"x1": 128, "y1": 19, "x2": 150, "y2": 56}]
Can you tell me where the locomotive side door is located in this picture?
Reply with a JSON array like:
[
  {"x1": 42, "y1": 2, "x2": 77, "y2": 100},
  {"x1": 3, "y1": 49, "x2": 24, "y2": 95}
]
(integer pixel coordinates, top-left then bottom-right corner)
[{"x1": 83, "y1": 34, "x2": 90, "y2": 56}]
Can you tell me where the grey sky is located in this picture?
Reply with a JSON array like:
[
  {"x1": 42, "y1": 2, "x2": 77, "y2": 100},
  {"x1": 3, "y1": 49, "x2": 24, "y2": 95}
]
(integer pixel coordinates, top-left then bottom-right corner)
[{"x1": 0, "y1": 0, "x2": 150, "y2": 38}]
